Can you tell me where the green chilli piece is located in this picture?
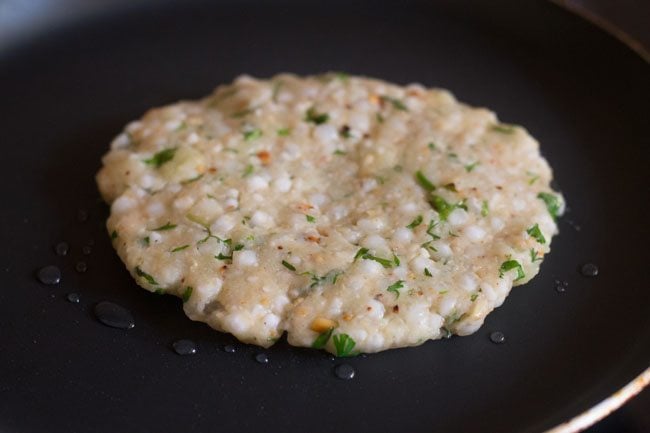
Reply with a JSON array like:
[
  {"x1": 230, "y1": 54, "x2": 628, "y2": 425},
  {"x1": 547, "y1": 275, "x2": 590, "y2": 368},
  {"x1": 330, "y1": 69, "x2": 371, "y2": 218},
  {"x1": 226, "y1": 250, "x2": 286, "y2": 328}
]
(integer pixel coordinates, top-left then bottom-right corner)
[
  {"x1": 386, "y1": 280, "x2": 405, "y2": 298},
  {"x1": 333, "y1": 333, "x2": 358, "y2": 357},
  {"x1": 312, "y1": 328, "x2": 334, "y2": 349},
  {"x1": 537, "y1": 192, "x2": 562, "y2": 221},
  {"x1": 143, "y1": 148, "x2": 177, "y2": 168},
  {"x1": 415, "y1": 170, "x2": 436, "y2": 191},
  {"x1": 135, "y1": 266, "x2": 158, "y2": 285},
  {"x1": 182, "y1": 286, "x2": 193, "y2": 303},
  {"x1": 406, "y1": 215, "x2": 423, "y2": 229},
  {"x1": 526, "y1": 223, "x2": 546, "y2": 244},
  {"x1": 499, "y1": 260, "x2": 525, "y2": 281},
  {"x1": 305, "y1": 107, "x2": 329, "y2": 125}
]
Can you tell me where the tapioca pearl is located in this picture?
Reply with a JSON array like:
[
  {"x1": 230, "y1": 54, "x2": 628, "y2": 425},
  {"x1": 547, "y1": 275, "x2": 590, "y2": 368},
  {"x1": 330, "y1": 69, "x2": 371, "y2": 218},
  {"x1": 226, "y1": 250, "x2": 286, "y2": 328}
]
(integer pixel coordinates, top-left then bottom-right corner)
[
  {"x1": 247, "y1": 175, "x2": 268, "y2": 191},
  {"x1": 357, "y1": 217, "x2": 385, "y2": 232},
  {"x1": 448, "y1": 208, "x2": 468, "y2": 226},
  {"x1": 434, "y1": 242, "x2": 452, "y2": 257},
  {"x1": 272, "y1": 295, "x2": 290, "y2": 312},
  {"x1": 314, "y1": 124, "x2": 339, "y2": 145},
  {"x1": 139, "y1": 174, "x2": 155, "y2": 189},
  {"x1": 364, "y1": 299, "x2": 385, "y2": 319},
  {"x1": 272, "y1": 176, "x2": 292, "y2": 193},
  {"x1": 210, "y1": 214, "x2": 236, "y2": 235},
  {"x1": 512, "y1": 198, "x2": 527, "y2": 212},
  {"x1": 459, "y1": 273, "x2": 478, "y2": 292},
  {"x1": 365, "y1": 333, "x2": 385, "y2": 351},
  {"x1": 348, "y1": 111, "x2": 370, "y2": 133},
  {"x1": 399, "y1": 202, "x2": 418, "y2": 214},
  {"x1": 112, "y1": 196, "x2": 136, "y2": 214},
  {"x1": 223, "y1": 197, "x2": 239, "y2": 210},
  {"x1": 465, "y1": 225, "x2": 486, "y2": 242},
  {"x1": 327, "y1": 298, "x2": 343, "y2": 316},
  {"x1": 411, "y1": 256, "x2": 435, "y2": 275},
  {"x1": 223, "y1": 311, "x2": 252, "y2": 334},
  {"x1": 438, "y1": 295, "x2": 457, "y2": 317},
  {"x1": 329, "y1": 205, "x2": 349, "y2": 220},
  {"x1": 358, "y1": 259, "x2": 384, "y2": 276},
  {"x1": 491, "y1": 217, "x2": 505, "y2": 231},
  {"x1": 362, "y1": 234, "x2": 389, "y2": 251},
  {"x1": 234, "y1": 250, "x2": 258, "y2": 267},
  {"x1": 361, "y1": 178, "x2": 378, "y2": 193},
  {"x1": 146, "y1": 201, "x2": 165, "y2": 218},
  {"x1": 111, "y1": 133, "x2": 130, "y2": 149},
  {"x1": 262, "y1": 313, "x2": 281, "y2": 329},
  {"x1": 191, "y1": 278, "x2": 223, "y2": 310},
  {"x1": 173, "y1": 195, "x2": 194, "y2": 211},
  {"x1": 309, "y1": 193, "x2": 329, "y2": 208},
  {"x1": 186, "y1": 132, "x2": 200, "y2": 144},
  {"x1": 250, "y1": 210, "x2": 274, "y2": 228},
  {"x1": 392, "y1": 227, "x2": 413, "y2": 244}
]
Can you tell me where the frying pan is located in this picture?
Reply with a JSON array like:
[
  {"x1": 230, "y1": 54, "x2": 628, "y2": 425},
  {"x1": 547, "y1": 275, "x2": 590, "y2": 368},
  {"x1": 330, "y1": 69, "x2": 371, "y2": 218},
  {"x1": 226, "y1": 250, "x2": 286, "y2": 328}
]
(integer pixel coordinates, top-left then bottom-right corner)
[{"x1": 0, "y1": 1, "x2": 648, "y2": 432}]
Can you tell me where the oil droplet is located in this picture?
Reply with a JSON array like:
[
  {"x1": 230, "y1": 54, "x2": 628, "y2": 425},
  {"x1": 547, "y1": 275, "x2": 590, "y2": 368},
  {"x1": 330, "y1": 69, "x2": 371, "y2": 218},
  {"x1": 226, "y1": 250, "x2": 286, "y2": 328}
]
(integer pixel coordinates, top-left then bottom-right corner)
[
  {"x1": 334, "y1": 364, "x2": 356, "y2": 380},
  {"x1": 554, "y1": 279, "x2": 569, "y2": 293},
  {"x1": 172, "y1": 339, "x2": 197, "y2": 356},
  {"x1": 67, "y1": 293, "x2": 80, "y2": 303},
  {"x1": 566, "y1": 219, "x2": 581, "y2": 231},
  {"x1": 94, "y1": 301, "x2": 135, "y2": 329},
  {"x1": 580, "y1": 263, "x2": 599, "y2": 277},
  {"x1": 82, "y1": 246, "x2": 92, "y2": 255},
  {"x1": 36, "y1": 265, "x2": 61, "y2": 285},
  {"x1": 255, "y1": 353, "x2": 269, "y2": 364},
  {"x1": 54, "y1": 242, "x2": 69, "y2": 256},
  {"x1": 223, "y1": 344, "x2": 236, "y2": 353},
  {"x1": 75, "y1": 261, "x2": 88, "y2": 273},
  {"x1": 489, "y1": 331, "x2": 506, "y2": 344},
  {"x1": 77, "y1": 209, "x2": 89, "y2": 222}
]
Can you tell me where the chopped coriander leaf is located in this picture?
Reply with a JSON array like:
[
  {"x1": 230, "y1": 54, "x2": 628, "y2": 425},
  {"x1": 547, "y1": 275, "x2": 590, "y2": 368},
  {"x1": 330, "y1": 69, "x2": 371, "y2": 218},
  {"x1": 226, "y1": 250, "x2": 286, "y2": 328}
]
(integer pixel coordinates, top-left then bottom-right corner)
[
  {"x1": 424, "y1": 267, "x2": 432, "y2": 277},
  {"x1": 281, "y1": 260, "x2": 296, "y2": 271},
  {"x1": 215, "y1": 253, "x2": 232, "y2": 261},
  {"x1": 233, "y1": 243, "x2": 245, "y2": 251},
  {"x1": 171, "y1": 244, "x2": 190, "y2": 253},
  {"x1": 527, "y1": 171, "x2": 540, "y2": 185},
  {"x1": 428, "y1": 142, "x2": 436, "y2": 150},
  {"x1": 447, "y1": 152, "x2": 458, "y2": 159},
  {"x1": 526, "y1": 223, "x2": 546, "y2": 244},
  {"x1": 182, "y1": 286, "x2": 193, "y2": 303},
  {"x1": 457, "y1": 199, "x2": 468, "y2": 211},
  {"x1": 353, "y1": 247, "x2": 369, "y2": 261},
  {"x1": 243, "y1": 128, "x2": 262, "y2": 141},
  {"x1": 154, "y1": 288, "x2": 165, "y2": 295},
  {"x1": 339, "y1": 125, "x2": 352, "y2": 138},
  {"x1": 142, "y1": 236, "x2": 150, "y2": 246},
  {"x1": 465, "y1": 162, "x2": 479, "y2": 172},
  {"x1": 426, "y1": 219, "x2": 440, "y2": 240},
  {"x1": 406, "y1": 215, "x2": 423, "y2": 229},
  {"x1": 305, "y1": 107, "x2": 329, "y2": 125},
  {"x1": 334, "y1": 71, "x2": 349, "y2": 81},
  {"x1": 443, "y1": 183, "x2": 457, "y2": 192},
  {"x1": 312, "y1": 327, "x2": 334, "y2": 349},
  {"x1": 143, "y1": 148, "x2": 176, "y2": 168},
  {"x1": 470, "y1": 293, "x2": 479, "y2": 302},
  {"x1": 415, "y1": 170, "x2": 436, "y2": 191},
  {"x1": 393, "y1": 165, "x2": 403, "y2": 172},
  {"x1": 530, "y1": 248, "x2": 543, "y2": 262},
  {"x1": 277, "y1": 127, "x2": 291, "y2": 136},
  {"x1": 242, "y1": 164, "x2": 254, "y2": 177},
  {"x1": 364, "y1": 253, "x2": 394, "y2": 268},
  {"x1": 499, "y1": 259, "x2": 525, "y2": 281},
  {"x1": 386, "y1": 280, "x2": 405, "y2": 298},
  {"x1": 376, "y1": 113, "x2": 385, "y2": 123},
  {"x1": 481, "y1": 200, "x2": 489, "y2": 217},
  {"x1": 333, "y1": 149, "x2": 347, "y2": 155},
  {"x1": 306, "y1": 215, "x2": 316, "y2": 223},
  {"x1": 152, "y1": 222, "x2": 177, "y2": 231},
  {"x1": 135, "y1": 266, "x2": 158, "y2": 285},
  {"x1": 393, "y1": 254, "x2": 400, "y2": 266},
  {"x1": 491, "y1": 124, "x2": 516, "y2": 134},
  {"x1": 181, "y1": 174, "x2": 204, "y2": 185},
  {"x1": 110, "y1": 230, "x2": 118, "y2": 240},
  {"x1": 429, "y1": 195, "x2": 455, "y2": 221},
  {"x1": 380, "y1": 95, "x2": 408, "y2": 111},
  {"x1": 333, "y1": 333, "x2": 358, "y2": 357},
  {"x1": 537, "y1": 192, "x2": 562, "y2": 220}
]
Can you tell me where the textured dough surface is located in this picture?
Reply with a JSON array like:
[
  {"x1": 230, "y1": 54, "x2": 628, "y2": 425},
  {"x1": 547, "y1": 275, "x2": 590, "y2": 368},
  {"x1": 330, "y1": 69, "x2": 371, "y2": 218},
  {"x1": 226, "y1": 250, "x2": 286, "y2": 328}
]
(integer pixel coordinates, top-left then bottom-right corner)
[{"x1": 97, "y1": 73, "x2": 563, "y2": 354}]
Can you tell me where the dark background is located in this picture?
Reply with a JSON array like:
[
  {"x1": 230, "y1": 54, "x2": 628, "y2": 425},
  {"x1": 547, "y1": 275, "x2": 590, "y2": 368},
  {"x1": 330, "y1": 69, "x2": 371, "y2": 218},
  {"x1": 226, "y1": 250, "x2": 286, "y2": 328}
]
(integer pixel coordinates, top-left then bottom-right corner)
[{"x1": 0, "y1": 1, "x2": 647, "y2": 432}]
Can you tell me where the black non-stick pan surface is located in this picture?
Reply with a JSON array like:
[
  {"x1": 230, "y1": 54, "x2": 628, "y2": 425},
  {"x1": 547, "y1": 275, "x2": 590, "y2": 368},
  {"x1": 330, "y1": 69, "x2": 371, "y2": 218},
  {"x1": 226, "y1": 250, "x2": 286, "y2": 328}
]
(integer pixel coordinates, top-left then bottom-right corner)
[{"x1": 0, "y1": 1, "x2": 648, "y2": 432}]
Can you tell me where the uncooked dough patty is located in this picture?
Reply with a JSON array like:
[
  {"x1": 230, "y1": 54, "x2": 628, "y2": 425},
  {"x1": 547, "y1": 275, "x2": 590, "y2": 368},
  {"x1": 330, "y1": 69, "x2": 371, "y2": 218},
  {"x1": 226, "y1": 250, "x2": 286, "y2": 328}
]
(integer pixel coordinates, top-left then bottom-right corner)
[{"x1": 97, "y1": 73, "x2": 564, "y2": 355}]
